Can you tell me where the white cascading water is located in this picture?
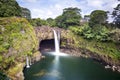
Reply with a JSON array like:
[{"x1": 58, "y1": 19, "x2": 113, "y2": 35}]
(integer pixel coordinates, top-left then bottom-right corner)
[
  {"x1": 29, "y1": 58, "x2": 32, "y2": 65},
  {"x1": 51, "y1": 30, "x2": 67, "y2": 56},
  {"x1": 26, "y1": 56, "x2": 30, "y2": 68},
  {"x1": 57, "y1": 31, "x2": 60, "y2": 45},
  {"x1": 53, "y1": 30, "x2": 60, "y2": 53}
]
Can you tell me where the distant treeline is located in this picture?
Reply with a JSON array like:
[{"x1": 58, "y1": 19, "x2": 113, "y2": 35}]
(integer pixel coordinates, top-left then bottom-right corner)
[{"x1": 0, "y1": 0, "x2": 120, "y2": 29}]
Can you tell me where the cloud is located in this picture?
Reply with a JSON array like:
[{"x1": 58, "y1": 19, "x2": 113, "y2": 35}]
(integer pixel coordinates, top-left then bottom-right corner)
[{"x1": 16, "y1": 0, "x2": 119, "y2": 19}]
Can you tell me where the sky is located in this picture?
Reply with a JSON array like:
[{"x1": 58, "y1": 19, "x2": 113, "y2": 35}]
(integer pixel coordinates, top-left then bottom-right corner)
[{"x1": 16, "y1": 0, "x2": 119, "y2": 20}]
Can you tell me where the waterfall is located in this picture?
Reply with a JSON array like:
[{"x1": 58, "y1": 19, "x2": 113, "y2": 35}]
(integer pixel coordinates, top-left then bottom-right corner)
[
  {"x1": 29, "y1": 58, "x2": 32, "y2": 65},
  {"x1": 57, "y1": 31, "x2": 60, "y2": 45},
  {"x1": 26, "y1": 56, "x2": 30, "y2": 68},
  {"x1": 51, "y1": 30, "x2": 67, "y2": 56},
  {"x1": 53, "y1": 30, "x2": 60, "y2": 53}
]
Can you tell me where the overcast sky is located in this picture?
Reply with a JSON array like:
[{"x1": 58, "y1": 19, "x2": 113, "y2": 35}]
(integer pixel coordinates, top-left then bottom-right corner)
[{"x1": 16, "y1": 0, "x2": 119, "y2": 19}]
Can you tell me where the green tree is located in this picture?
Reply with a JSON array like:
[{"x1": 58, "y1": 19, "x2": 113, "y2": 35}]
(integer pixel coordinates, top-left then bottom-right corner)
[
  {"x1": 89, "y1": 10, "x2": 108, "y2": 27},
  {"x1": 112, "y1": 3, "x2": 120, "y2": 28},
  {"x1": 0, "y1": 0, "x2": 22, "y2": 17},
  {"x1": 30, "y1": 18, "x2": 48, "y2": 26},
  {"x1": 21, "y1": 7, "x2": 31, "y2": 19},
  {"x1": 46, "y1": 18, "x2": 56, "y2": 27},
  {"x1": 55, "y1": 15, "x2": 65, "y2": 28},
  {"x1": 55, "y1": 7, "x2": 81, "y2": 28}
]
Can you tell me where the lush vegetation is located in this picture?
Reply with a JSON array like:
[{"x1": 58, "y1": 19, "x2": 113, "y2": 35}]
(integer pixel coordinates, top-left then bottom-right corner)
[
  {"x1": 21, "y1": 7, "x2": 31, "y2": 19},
  {"x1": 0, "y1": 0, "x2": 31, "y2": 19},
  {"x1": 0, "y1": 0, "x2": 22, "y2": 17},
  {"x1": 55, "y1": 7, "x2": 81, "y2": 28},
  {"x1": 0, "y1": 0, "x2": 120, "y2": 79},
  {"x1": 59, "y1": 2, "x2": 120, "y2": 62},
  {"x1": 29, "y1": 18, "x2": 48, "y2": 26},
  {"x1": 112, "y1": 3, "x2": 120, "y2": 28},
  {"x1": 89, "y1": 10, "x2": 108, "y2": 27},
  {"x1": 62, "y1": 27, "x2": 120, "y2": 61},
  {"x1": 46, "y1": 18, "x2": 56, "y2": 27},
  {"x1": 67, "y1": 8, "x2": 120, "y2": 61},
  {"x1": 69, "y1": 24, "x2": 110, "y2": 41},
  {"x1": 30, "y1": 7, "x2": 81, "y2": 28},
  {"x1": 64, "y1": 25, "x2": 120, "y2": 65},
  {"x1": 0, "y1": 17, "x2": 38, "y2": 79}
]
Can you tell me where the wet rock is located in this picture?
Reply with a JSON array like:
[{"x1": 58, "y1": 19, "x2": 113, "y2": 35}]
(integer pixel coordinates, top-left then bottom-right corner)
[
  {"x1": 112, "y1": 66, "x2": 117, "y2": 71},
  {"x1": 105, "y1": 65, "x2": 111, "y2": 69}
]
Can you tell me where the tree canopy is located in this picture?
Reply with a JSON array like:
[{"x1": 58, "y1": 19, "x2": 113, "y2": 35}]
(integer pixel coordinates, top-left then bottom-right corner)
[
  {"x1": 30, "y1": 18, "x2": 48, "y2": 26},
  {"x1": 55, "y1": 7, "x2": 81, "y2": 28},
  {"x1": 46, "y1": 18, "x2": 56, "y2": 27},
  {"x1": 21, "y1": 7, "x2": 31, "y2": 19},
  {"x1": 89, "y1": 10, "x2": 108, "y2": 27},
  {"x1": 0, "y1": 0, "x2": 22, "y2": 17},
  {"x1": 112, "y1": 3, "x2": 120, "y2": 28}
]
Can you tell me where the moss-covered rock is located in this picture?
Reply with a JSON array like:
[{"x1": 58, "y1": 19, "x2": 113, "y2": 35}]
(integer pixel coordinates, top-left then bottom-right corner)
[
  {"x1": 7, "y1": 63, "x2": 24, "y2": 80},
  {"x1": 0, "y1": 17, "x2": 39, "y2": 79}
]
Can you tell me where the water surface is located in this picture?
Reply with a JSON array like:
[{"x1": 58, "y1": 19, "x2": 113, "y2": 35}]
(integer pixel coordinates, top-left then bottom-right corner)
[{"x1": 24, "y1": 52, "x2": 120, "y2": 80}]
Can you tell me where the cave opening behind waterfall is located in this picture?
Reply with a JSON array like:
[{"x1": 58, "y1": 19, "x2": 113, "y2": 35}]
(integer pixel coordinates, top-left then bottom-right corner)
[{"x1": 39, "y1": 39, "x2": 55, "y2": 52}]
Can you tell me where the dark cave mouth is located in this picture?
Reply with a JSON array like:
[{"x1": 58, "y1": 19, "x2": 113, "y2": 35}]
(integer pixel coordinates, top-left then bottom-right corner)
[{"x1": 39, "y1": 39, "x2": 55, "y2": 52}]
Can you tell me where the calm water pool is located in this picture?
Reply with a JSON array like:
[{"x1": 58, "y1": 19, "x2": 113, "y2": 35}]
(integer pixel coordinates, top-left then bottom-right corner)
[{"x1": 24, "y1": 52, "x2": 120, "y2": 80}]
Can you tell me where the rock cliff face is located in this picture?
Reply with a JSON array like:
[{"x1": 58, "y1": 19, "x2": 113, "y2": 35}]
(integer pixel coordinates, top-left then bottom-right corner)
[
  {"x1": 34, "y1": 26, "x2": 59, "y2": 40},
  {"x1": 34, "y1": 26, "x2": 74, "y2": 46},
  {"x1": 0, "y1": 17, "x2": 41, "y2": 79}
]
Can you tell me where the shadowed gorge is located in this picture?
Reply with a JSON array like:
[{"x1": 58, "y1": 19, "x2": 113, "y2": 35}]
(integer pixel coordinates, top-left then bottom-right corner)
[{"x1": 39, "y1": 39, "x2": 55, "y2": 52}]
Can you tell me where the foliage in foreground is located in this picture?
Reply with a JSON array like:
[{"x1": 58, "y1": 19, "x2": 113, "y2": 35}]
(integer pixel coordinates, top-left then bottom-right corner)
[{"x1": 0, "y1": 17, "x2": 38, "y2": 72}]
